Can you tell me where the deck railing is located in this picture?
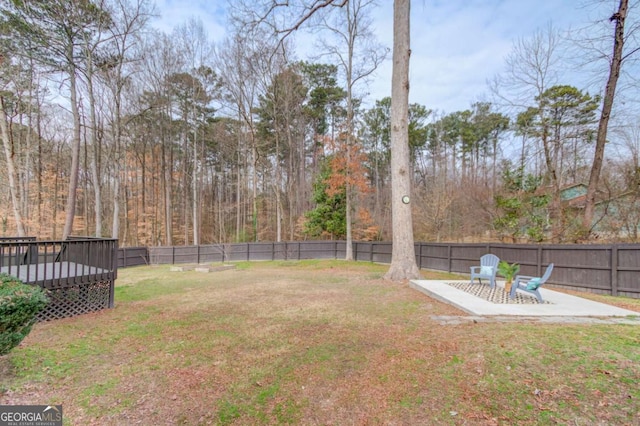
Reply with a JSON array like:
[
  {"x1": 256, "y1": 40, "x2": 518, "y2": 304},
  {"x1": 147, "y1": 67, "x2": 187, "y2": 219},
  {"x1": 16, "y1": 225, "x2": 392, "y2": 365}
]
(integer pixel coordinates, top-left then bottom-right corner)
[{"x1": 1, "y1": 237, "x2": 118, "y2": 320}]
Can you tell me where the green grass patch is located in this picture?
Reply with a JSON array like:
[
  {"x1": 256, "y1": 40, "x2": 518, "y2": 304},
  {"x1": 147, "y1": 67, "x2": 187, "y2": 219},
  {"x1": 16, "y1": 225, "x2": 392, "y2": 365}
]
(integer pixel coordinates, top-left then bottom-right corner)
[{"x1": 1, "y1": 261, "x2": 638, "y2": 425}]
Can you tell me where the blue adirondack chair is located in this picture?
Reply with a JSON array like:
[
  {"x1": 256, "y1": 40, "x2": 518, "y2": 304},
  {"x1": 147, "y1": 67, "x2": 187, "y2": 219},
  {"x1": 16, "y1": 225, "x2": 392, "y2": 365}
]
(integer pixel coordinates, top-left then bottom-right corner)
[
  {"x1": 469, "y1": 254, "x2": 500, "y2": 288},
  {"x1": 509, "y1": 263, "x2": 554, "y2": 303}
]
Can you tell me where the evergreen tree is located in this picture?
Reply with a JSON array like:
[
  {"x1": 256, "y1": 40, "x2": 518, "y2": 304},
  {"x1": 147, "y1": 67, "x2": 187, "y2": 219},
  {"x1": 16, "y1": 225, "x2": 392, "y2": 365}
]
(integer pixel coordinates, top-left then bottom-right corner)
[{"x1": 303, "y1": 159, "x2": 346, "y2": 239}]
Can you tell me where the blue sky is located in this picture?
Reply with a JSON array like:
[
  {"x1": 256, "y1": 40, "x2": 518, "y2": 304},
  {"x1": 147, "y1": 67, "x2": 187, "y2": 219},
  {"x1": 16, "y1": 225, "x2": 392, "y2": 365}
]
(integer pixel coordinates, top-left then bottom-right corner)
[{"x1": 152, "y1": 0, "x2": 617, "y2": 113}]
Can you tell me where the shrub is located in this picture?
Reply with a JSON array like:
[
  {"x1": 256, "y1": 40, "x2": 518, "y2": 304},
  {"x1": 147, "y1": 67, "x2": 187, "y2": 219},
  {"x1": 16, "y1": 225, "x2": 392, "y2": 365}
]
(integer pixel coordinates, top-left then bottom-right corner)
[{"x1": 0, "y1": 273, "x2": 48, "y2": 355}]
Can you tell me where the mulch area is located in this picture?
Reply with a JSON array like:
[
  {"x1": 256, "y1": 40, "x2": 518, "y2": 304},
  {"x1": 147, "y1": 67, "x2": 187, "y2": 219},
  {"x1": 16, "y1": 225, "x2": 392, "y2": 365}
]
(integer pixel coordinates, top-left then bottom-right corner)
[{"x1": 446, "y1": 281, "x2": 551, "y2": 304}]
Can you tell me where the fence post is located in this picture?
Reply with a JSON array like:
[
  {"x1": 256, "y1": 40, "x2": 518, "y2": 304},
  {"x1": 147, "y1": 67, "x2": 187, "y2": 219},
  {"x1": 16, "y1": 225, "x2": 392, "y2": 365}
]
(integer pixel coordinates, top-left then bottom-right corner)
[
  {"x1": 108, "y1": 278, "x2": 115, "y2": 308},
  {"x1": 447, "y1": 244, "x2": 452, "y2": 273},
  {"x1": 109, "y1": 240, "x2": 116, "y2": 308},
  {"x1": 611, "y1": 245, "x2": 618, "y2": 297},
  {"x1": 537, "y1": 246, "x2": 543, "y2": 276}
]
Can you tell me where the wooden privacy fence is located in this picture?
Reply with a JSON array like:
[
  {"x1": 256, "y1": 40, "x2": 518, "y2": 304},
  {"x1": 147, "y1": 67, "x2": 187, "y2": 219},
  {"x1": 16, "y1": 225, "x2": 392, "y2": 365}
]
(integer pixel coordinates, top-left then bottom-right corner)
[
  {"x1": 118, "y1": 246, "x2": 149, "y2": 268},
  {"x1": 411, "y1": 242, "x2": 640, "y2": 299},
  {"x1": 119, "y1": 241, "x2": 640, "y2": 299},
  {"x1": 1, "y1": 237, "x2": 118, "y2": 320}
]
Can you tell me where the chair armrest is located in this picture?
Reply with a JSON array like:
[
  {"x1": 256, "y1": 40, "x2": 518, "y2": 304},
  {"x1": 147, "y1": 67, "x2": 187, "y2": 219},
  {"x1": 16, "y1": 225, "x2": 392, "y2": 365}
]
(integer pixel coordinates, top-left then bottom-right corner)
[
  {"x1": 470, "y1": 266, "x2": 481, "y2": 273},
  {"x1": 514, "y1": 275, "x2": 537, "y2": 285},
  {"x1": 514, "y1": 274, "x2": 536, "y2": 280}
]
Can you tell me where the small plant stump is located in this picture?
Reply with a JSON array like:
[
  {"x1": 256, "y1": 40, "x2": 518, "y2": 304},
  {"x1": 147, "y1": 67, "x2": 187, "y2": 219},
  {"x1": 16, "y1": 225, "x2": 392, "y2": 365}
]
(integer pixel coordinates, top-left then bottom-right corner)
[{"x1": 170, "y1": 264, "x2": 236, "y2": 273}]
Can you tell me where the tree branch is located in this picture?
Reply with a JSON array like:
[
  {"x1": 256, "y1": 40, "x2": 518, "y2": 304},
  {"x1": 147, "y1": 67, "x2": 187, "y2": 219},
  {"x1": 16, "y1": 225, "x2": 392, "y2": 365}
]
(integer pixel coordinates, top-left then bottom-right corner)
[{"x1": 280, "y1": 0, "x2": 349, "y2": 35}]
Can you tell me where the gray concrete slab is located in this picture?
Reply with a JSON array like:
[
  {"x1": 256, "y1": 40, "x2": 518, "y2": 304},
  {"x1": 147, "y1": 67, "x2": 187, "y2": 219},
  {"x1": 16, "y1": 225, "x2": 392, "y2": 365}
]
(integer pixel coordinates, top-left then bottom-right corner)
[{"x1": 410, "y1": 279, "x2": 640, "y2": 318}]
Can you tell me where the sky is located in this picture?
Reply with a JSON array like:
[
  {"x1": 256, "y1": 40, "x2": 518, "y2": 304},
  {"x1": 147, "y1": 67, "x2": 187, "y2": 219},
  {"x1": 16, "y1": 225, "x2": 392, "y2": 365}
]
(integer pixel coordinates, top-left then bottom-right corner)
[{"x1": 152, "y1": 0, "x2": 616, "y2": 113}]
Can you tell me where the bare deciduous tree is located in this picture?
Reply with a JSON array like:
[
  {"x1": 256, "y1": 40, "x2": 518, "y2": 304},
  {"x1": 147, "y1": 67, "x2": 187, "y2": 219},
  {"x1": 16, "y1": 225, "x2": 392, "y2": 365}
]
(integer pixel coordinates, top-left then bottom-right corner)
[
  {"x1": 0, "y1": 95, "x2": 26, "y2": 236},
  {"x1": 314, "y1": 0, "x2": 387, "y2": 260},
  {"x1": 3, "y1": 0, "x2": 114, "y2": 238},
  {"x1": 583, "y1": 0, "x2": 637, "y2": 235},
  {"x1": 100, "y1": 0, "x2": 153, "y2": 240}
]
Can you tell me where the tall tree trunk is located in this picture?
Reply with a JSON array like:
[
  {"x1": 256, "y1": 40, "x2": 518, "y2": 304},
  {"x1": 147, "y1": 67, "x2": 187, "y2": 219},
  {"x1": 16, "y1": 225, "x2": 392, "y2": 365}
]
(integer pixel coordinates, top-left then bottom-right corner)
[
  {"x1": 111, "y1": 106, "x2": 122, "y2": 241},
  {"x1": 296, "y1": 123, "x2": 306, "y2": 239},
  {"x1": 385, "y1": 0, "x2": 420, "y2": 281},
  {"x1": 192, "y1": 121, "x2": 200, "y2": 246},
  {"x1": 541, "y1": 125, "x2": 563, "y2": 242},
  {"x1": 86, "y1": 58, "x2": 102, "y2": 237},
  {"x1": 183, "y1": 122, "x2": 189, "y2": 245},
  {"x1": 492, "y1": 137, "x2": 498, "y2": 193},
  {"x1": 345, "y1": 178, "x2": 353, "y2": 259},
  {"x1": 62, "y1": 60, "x2": 82, "y2": 239},
  {"x1": 23, "y1": 90, "x2": 32, "y2": 229},
  {"x1": 345, "y1": 141, "x2": 353, "y2": 260},
  {"x1": 37, "y1": 92, "x2": 43, "y2": 234},
  {"x1": 583, "y1": 0, "x2": 628, "y2": 235},
  {"x1": 252, "y1": 139, "x2": 258, "y2": 242},
  {"x1": 0, "y1": 98, "x2": 26, "y2": 236},
  {"x1": 111, "y1": 85, "x2": 123, "y2": 241},
  {"x1": 162, "y1": 118, "x2": 173, "y2": 246},
  {"x1": 345, "y1": 57, "x2": 354, "y2": 261},
  {"x1": 236, "y1": 146, "x2": 241, "y2": 243},
  {"x1": 112, "y1": 174, "x2": 120, "y2": 239},
  {"x1": 275, "y1": 130, "x2": 283, "y2": 243}
]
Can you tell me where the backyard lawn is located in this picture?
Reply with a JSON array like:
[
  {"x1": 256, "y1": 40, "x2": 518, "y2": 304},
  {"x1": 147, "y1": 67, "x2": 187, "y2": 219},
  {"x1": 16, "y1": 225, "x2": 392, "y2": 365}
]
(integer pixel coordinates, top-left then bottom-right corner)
[{"x1": 1, "y1": 260, "x2": 639, "y2": 425}]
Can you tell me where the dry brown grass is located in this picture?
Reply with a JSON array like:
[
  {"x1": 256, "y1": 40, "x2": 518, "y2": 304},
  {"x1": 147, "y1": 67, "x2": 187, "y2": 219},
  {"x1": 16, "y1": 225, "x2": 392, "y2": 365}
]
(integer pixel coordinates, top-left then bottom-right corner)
[{"x1": 1, "y1": 260, "x2": 639, "y2": 425}]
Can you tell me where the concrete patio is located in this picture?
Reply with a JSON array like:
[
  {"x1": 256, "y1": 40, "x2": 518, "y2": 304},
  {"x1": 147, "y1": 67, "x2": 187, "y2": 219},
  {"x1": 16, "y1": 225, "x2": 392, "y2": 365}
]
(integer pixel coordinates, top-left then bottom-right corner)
[{"x1": 410, "y1": 280, "x2": 640, "y2": 318}]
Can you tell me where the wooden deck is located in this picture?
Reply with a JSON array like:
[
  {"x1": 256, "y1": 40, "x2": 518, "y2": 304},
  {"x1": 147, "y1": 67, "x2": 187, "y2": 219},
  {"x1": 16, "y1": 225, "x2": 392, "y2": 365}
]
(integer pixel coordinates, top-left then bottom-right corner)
[
  {"x1": 1, "y1": 261, "x2": 107, "y2": 286},
  {"x1": 1, "y1": 237, "x2": 118, "y2": 320}
]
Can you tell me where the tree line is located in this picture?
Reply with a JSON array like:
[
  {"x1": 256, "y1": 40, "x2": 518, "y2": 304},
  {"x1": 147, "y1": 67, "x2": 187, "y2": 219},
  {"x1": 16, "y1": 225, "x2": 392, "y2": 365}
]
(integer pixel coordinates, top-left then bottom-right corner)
[{"x1": 1, "y1": 0, "x2": 639, "y2": 248}]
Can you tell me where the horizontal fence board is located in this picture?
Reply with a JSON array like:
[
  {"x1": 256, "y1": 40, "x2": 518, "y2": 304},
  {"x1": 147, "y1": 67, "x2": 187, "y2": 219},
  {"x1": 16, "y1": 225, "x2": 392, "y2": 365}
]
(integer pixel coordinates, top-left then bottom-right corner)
[
  {"x1": 618, "y1": 247, "x2": 640, "y2": 268},
  {"x1": 248, "y1": 242, "x2": 277, "y2": 261},
  {"x1": 492, "y1": 247, "x2": 539, "y2": 266},
  {"x1": 545, "y1": 247, "x2": 611, "y2": 267},
  {"x1": 173, "y1": 246, "x2": 199, "y2": 264},
  {"x1": 198, "y1": 245, "x2": 224, "y2": 263},
  {"x1": 421, "y1": 258, "x2": 450, "y2": 272},
  {"x1": 618, "y1": 271, "x2": 640, "y2": 292},
  {"x1": 118, "y1": 247, "x2": 148, "y2": 267}
]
